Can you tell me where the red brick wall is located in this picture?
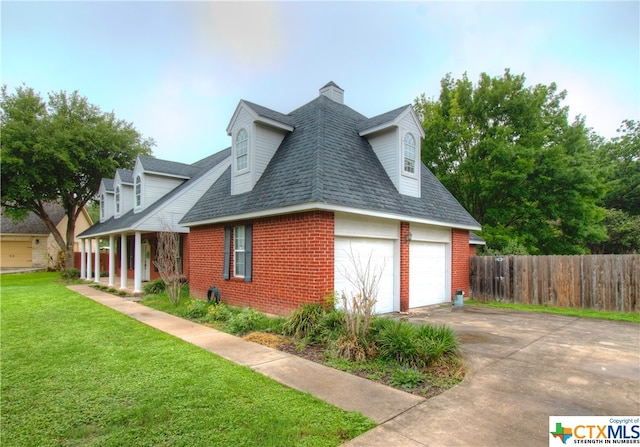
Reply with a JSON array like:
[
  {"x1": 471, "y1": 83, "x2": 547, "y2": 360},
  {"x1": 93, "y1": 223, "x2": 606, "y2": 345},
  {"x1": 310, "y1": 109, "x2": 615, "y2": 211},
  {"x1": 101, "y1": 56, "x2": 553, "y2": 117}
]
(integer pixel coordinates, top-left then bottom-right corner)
[
  {"x1": 399, "y1": 221, "x2": 410, "y2": 312},
  {"x1": 451, "y1": 228, "x2": 470, "y2": 298},
  {"x1": 469, "y1": 245, "x2": 477, "y2": 257},
  {"x1": 189, "y1": 211, "x2": 335, "y2": 315}
]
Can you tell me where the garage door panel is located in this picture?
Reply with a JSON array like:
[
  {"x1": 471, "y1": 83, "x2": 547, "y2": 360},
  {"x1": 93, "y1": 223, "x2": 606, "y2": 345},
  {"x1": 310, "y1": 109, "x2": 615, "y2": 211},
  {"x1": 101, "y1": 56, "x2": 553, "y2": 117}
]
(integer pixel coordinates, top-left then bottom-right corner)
[
  {"x1": 1, "y1": 241, "x2": 32, "y2": 268},
  {"x1": 335, "y1": 237, "x2": 395, "y2": 314},
  {"x1": 410, "y1": 242, "x2": 447, "y2": 308}
]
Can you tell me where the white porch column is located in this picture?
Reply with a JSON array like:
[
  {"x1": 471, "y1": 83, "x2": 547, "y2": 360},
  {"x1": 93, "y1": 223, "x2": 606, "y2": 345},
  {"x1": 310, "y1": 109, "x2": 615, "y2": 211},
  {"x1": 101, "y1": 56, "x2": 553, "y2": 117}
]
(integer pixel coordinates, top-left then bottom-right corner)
[
  {"x1": 108, "y1": 235, "x2": 116, "y2": 287},
  {"x1": 133, "y1": 231, "x2": 142, "y2": 293},
  {"x1": 80, "y1": 239, "x2": 86, "y2": 279},
  {"x1": 86, "y1": 239, "x2": 93, "y2": 280},
  {"x1": 120, "y1": 233, "x2": 127, "y2": 290},
  {"x1": 94, "y1": 238, "x2": 100, "y2": 283}
]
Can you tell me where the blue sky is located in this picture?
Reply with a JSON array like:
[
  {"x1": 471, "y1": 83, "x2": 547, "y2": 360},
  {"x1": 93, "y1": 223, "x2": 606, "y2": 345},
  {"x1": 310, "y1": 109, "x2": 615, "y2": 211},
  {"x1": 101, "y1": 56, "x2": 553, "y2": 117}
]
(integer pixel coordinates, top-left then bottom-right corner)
[{"x1": 2, "y1": 1, "x2": 638, "y2": 163}]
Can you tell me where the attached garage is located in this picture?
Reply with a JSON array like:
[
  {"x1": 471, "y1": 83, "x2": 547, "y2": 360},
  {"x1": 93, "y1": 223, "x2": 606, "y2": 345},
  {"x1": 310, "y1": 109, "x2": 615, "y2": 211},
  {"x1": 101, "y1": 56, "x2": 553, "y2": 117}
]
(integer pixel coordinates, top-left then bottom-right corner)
[
  {"x1": 334, "y1": 213, "x2": 399, "y2": 314},
  {"x1": 409, "y1": 224, "x2": 451, "y2": 308},
  {"x1": 335, "y1": 236, "x2": 396, "y2": 314},
  {"x1": 1, "y1": 239, "x2": 33, "y2": 268}
]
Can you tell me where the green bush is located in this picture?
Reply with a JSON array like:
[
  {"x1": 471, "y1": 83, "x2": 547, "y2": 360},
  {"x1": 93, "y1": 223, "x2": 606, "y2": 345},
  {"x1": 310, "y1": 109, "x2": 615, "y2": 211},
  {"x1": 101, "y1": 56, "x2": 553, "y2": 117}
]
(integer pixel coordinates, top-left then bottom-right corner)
[
  {"x1": 226, "y1": 308, "x2": 270, "y2": 335},
  {"x1": 415, "y1": 324, "x2": 460, "y2": 362},
  {"x1": 389, "y1": 367, "x2": 425, "y2": 389},
  {"x1": 185, "y1": 299, "x2": 209, "y2": 319},
  {"x1": 143, "y1": 279, "x2": 165, "y2": 295},
  {"x1": 60, "y1": 268, "x2": 80, "y2": 280},
  {"x1": 282, "y1": 303, "x2": 328, "y2": 339},
  {"x1": 204, "y1": 303, "x2": 233, "y2": 322},
  {"x1": 375, "y1": 320, "x2": 422, "y2": 367}
]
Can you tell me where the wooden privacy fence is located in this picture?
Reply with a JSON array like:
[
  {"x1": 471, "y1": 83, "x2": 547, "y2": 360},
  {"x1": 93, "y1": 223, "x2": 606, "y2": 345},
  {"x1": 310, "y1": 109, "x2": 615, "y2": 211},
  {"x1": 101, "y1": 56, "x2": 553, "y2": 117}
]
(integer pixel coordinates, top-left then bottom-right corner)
[{"x1": 470, "y1": 255, "x2": 640, "y2": 312}]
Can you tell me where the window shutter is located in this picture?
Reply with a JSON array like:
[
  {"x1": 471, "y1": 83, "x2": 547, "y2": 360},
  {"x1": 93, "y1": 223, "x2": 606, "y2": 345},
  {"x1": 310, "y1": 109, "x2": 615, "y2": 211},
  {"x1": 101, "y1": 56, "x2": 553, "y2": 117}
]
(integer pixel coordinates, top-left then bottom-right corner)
[
  {"x1": 223, "y1": 227, "x2": 231, "y2": 280},
  {"x1": 244, "y1": 224, "x2": 253, "y2": 282}
]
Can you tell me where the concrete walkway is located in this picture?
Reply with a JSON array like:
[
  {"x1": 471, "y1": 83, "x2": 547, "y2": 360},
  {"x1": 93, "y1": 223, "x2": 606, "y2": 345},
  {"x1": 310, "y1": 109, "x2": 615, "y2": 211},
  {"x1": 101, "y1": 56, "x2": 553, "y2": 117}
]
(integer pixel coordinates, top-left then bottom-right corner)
[
  {"x1": 67, "y1": 285, "x2": 424, "y2": 425},
  {"x1": 68, "y1": 285, "x2": 640, "y2": 447}
]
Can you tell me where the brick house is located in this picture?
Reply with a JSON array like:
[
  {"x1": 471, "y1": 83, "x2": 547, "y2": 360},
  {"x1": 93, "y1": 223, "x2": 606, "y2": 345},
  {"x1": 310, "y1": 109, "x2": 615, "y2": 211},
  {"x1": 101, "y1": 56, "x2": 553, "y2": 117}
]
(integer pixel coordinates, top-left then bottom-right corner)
[
  {"x1": 180, "y1": 82, "x2": 481, "y2": 315},
  {"x1": 79, "y1": 82, "x2": 481, "y2": 314}
]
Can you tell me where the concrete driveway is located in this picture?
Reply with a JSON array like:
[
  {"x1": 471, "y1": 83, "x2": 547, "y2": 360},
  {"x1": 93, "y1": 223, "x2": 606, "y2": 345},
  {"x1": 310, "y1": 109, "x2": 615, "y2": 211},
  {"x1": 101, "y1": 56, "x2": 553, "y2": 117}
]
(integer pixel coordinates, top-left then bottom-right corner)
[{"x1": 345, "y1": 306, "x2": 640, "y2": 447}]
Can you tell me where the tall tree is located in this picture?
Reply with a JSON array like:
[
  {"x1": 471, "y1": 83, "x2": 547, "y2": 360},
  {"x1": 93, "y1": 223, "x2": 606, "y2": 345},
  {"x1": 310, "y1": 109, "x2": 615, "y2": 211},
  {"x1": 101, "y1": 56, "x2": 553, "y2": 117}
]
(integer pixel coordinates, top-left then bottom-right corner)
[
  {"x1": 415, "y1": 70, "x2": 606, "y2": 254},
  {"x1": 598, "y1": 119, "x2": 640, "y2": 216},
  {"x1": 1, "y1": 84, "x2": 154, "y2": 269}
]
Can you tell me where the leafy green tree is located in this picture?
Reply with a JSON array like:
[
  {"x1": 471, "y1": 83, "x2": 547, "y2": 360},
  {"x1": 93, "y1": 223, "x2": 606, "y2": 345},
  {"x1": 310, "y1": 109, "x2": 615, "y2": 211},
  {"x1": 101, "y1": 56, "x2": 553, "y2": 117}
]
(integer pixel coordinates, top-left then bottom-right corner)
[
  {"x1": 415, "y1": 69, "x2": 606, "y2": 254},
  {"x1": 590, "y1": 209, "x2": 640, "y2": 254},
  {"x1": 598, "y1": 119, "x2": 640, "y2": 215},
  {"x1": 1, "y1": 84, "x2": 154, "y2": 269}
]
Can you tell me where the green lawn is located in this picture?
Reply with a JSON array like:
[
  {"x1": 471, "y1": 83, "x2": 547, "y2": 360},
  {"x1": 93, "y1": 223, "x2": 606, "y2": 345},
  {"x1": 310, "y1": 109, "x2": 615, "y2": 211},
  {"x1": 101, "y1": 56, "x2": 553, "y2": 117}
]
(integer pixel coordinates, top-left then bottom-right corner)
[
  {"x1": 466, "y1": 299, "x2": 640, "y2": 323},
  {"x1": 0, "y1": 272, "x2": 375, "y2": 447}
]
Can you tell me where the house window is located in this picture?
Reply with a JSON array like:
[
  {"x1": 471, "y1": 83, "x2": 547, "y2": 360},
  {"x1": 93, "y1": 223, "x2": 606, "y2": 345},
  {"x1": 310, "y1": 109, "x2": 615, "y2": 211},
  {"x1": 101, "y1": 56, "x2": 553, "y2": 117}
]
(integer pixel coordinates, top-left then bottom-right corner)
[
  {"x1": 115, "y1": 186, "x2": 121, "y2": 214},
  {"x1": 403, "y1": 133, "x2": 416, "y2": 175},
  {"x1": 236, "y1": 129, "x2": 248, "y2": 171},
  {"x1": 234, "y1": 225, "x2": 245, "y2": 277},
  {"x1": 223, "y1": 224, "x2": 252, "y2": 281},
  {"x1": 100, "y1": 194, "x2": 105, "y2": 219},
  {"x1": 135, "y1": 175, "x2": 142, "y2": 207}
]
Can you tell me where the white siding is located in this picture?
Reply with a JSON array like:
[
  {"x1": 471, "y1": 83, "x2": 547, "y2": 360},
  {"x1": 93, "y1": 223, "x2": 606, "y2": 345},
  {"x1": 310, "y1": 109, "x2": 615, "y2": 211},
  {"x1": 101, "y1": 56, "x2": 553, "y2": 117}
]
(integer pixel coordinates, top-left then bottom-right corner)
[
  {"x1": 136, "y1": 157, "x2": 231, "y2": 232},
  {"x1": 142, "y1": 174, "x2": 184, "y2": 210},
  {"x1": 230, "y1": 107, "x2": 254, "y2": 195},
  {"x1": 399, "y1": 112, "x2": 421, "y2": 198},
  {"x1": 120, "y1": 185, "x2": 134, "y2": 216},
  {"x1": 255, "y1": 123, "x2": 287, "y2": 183},
  {"x1": 367, "y1": 128, "x2": 399, "y2": 191},
  {"x1": 409, "y1": 223, "x2": 451, "y2": 243},
  {"x1": 335, "y1": 212, "x2": 399, "y2": 239}
]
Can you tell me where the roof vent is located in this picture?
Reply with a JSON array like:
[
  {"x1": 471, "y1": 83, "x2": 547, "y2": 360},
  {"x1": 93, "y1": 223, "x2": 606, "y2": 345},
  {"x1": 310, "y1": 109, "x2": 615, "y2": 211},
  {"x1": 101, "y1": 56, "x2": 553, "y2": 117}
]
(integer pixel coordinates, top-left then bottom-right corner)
[{"x1": 319, "y1": 81, "x2": 344, "y2": 104}]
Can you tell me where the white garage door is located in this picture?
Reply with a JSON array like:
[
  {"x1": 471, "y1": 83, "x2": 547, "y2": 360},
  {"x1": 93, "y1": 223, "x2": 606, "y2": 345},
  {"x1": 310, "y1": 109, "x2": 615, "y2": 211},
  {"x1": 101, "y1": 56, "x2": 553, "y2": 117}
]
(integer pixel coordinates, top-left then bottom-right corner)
[
  {"x1": 335, "y1": 237, "x2": 395, "y2": 314},
  {"x1": 409, "y1": 242, "x2": 447, "y2": 308}
]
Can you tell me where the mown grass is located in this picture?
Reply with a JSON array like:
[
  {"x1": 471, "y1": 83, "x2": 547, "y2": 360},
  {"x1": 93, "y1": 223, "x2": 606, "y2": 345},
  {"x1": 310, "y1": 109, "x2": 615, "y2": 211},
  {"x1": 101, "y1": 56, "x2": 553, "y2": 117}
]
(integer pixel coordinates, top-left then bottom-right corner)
[
  {"x1": 466, "y1": 299, "x2": 640, "y2": 323},
  {"x1": 0, "y1": 272, "x2": 375, "y2": 447}
]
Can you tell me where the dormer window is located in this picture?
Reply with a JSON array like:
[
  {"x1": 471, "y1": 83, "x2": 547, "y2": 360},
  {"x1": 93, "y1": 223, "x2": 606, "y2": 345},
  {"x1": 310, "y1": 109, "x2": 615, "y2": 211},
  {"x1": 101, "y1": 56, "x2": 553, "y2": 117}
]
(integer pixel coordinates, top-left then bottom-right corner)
[
  {"x1": 100, "y1": 194, "x2": 105, "y2": 219},
  {"x1": 403, "y1": 133, "x2": 416, "y2": 175},
  {"x1": 115, "y1": 186, "x2": 121, "y2": 214},
  {"x1": 135, "y1": 175, "x2": 142, "y2": 207},
  {"x1": 235, "y1": 129, "x2": 248, "y2": 172}
]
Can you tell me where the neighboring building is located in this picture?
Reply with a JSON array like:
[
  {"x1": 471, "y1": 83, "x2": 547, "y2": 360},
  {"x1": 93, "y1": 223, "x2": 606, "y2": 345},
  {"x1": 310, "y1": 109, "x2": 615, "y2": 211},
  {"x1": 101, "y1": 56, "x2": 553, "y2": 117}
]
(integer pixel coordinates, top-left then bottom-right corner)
[
  {"x1": 469, "y1": 232, "x2": 487, "y2": 256},
  {"x1": 1, "y1": 203, "x2": 93, "y2": 269},
  {"x1": 80, "y1": 82, "x2": 481, "y2": 314}
]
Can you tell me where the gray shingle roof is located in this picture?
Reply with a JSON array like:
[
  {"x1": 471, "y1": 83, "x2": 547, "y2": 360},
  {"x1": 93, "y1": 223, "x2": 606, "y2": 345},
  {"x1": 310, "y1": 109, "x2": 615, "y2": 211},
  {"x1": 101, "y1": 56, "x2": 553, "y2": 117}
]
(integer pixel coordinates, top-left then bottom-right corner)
[
  {"x1": 116, "y1": 169, "x2": 134, "y2": 184},
  {"x1": 101, "y1": 178, "x2": 114, "y2": 193},
  {"x1": 242, "y1": 100, "x2": 296, "y2": 128},
  {"x1": 1, "y1": 203, "x2": 66, "y2": 234},
  {"x1": 181, "y1": 95, "x2": 480, "y2": 229},
  {"x1": 79, "y1": 149, "x2": 231, "y2": 238},
  {"x1": 138, "y1": 156, "x2": 201, "y2": 178},
  {"x1": 356, "y1": 105, "x2": 409, "y2": 133}
]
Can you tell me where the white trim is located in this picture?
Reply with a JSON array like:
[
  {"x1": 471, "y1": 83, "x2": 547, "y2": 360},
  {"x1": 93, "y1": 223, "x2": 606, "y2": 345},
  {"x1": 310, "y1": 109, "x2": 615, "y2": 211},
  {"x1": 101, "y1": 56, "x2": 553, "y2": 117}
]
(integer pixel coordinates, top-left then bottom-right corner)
[{"x1": 183, "y1": 202, "x2": 482, "y2": 231}]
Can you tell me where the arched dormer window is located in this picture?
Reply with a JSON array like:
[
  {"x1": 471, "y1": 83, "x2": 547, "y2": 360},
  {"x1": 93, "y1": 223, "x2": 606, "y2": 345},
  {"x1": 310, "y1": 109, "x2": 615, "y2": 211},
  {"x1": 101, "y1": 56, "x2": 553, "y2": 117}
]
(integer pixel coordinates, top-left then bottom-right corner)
[
  {"x1": 100, "y1": 194, "x2": 105, "y2": 219},
  {"x1": 135, "y1": 175, "x2": 142, "y2": 207},
  {"x1": 235, "y1": 128, "x2": 248, "y2": 172},
  {"x1": 403, "y1": 133, "x2": 416, "y2": 175},
  {"x1": 115, "y1": 186, "x2": 121, "y2": 214}
]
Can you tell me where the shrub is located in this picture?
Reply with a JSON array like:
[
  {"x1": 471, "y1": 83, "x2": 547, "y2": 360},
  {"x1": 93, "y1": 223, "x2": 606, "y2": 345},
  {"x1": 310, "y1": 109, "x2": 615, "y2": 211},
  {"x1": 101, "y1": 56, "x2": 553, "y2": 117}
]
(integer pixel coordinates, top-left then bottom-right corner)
[
  {"x1": 60, "y1": 268, "x2": 80, "y2": 280},
  {"x1": 375, "y1": 320, "x2": 422, "y2": 367},
  {"x1": 205, "y1": 303, "x2": 233, "y2": 323},
  {"x1": 143, "y1": 279, "x2": 165, "y2": 295},
  {"x1": 185, "y1": 299, "x2": 209, "y2": 319},
  {"x1": 415, "y1": 324, "x2": 460, "y2": 363},
  {"x1": 282, "y1": 303, "x2": 328, "y2": 339},
  {"x1": 389, "y1": 367, "x2": 425, "y2": 389},
  {"x1": 226, "y1": 308, "x2": 270, "y2": 335}
]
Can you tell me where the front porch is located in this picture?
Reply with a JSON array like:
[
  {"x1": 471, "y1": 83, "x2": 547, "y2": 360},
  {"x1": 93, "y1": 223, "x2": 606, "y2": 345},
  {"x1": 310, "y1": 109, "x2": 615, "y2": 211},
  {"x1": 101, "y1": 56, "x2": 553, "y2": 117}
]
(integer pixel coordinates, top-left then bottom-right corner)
[{"x1": 78, "y1": 232, "x2": 155, "y2": 294}]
